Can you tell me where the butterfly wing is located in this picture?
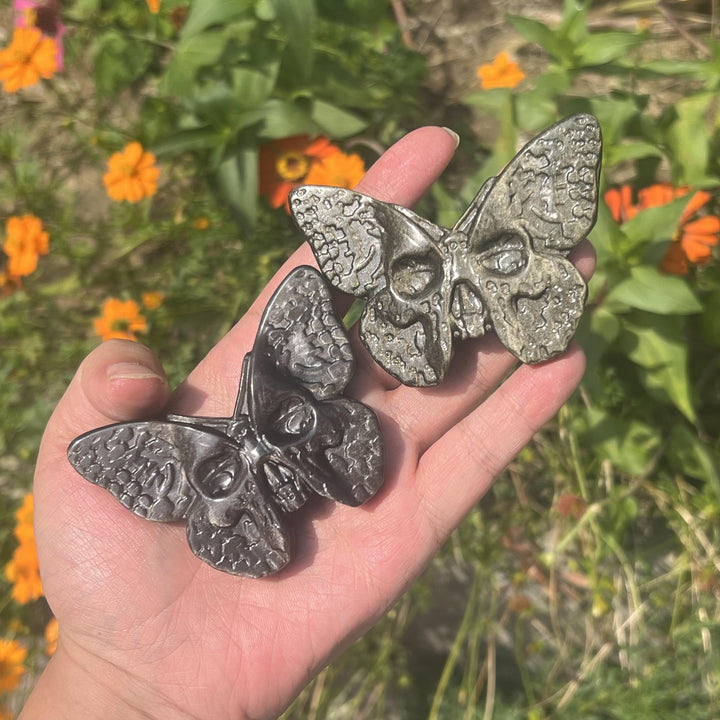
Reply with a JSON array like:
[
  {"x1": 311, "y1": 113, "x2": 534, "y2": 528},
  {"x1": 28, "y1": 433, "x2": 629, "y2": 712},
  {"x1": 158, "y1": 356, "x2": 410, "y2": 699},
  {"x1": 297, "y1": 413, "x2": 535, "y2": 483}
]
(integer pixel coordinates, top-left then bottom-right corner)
[
  {"x1": 68, "y1": 421, "x2": 291, "y2": 577},
  {"x1": 67, "y1": 421, "x2": 199, "y2": 520},
  {"x1": 465, "y1": 113, "x2": 601, "y2": 362}
]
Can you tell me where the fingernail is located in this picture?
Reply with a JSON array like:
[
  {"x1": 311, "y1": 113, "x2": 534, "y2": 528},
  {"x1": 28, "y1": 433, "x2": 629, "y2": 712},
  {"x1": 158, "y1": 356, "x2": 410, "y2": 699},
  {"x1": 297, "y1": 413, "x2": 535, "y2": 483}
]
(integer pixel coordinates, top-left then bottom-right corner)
[
  {"x1": 107, "y1": 362, "x2": 164, "y2": 382},
  {"x1": 442, "y1": 127, "x2": 460, "y2": 149}
]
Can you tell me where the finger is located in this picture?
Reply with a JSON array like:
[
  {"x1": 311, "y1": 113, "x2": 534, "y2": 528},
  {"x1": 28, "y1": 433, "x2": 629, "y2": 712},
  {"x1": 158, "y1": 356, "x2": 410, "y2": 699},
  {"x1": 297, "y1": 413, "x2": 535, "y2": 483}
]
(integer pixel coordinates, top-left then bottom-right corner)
[
  {"x1": 37, "y1": 340, "x2": 169, "y2": 458},
  {"x1": 170, "y1": 126, "x2": 459, "y2": 415},
  {"x1": 414, "y1": 345, "x2": 586, "y2": 544}
]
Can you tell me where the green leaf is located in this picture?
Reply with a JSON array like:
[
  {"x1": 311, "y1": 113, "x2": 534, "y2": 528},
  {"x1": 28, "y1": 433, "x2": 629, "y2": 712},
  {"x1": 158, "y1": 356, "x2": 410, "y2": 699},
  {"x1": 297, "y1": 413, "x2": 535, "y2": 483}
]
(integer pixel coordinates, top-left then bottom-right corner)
[
  {"x1": 620, "y1": 196, "x2": 689, "y2": 244},
  {"x1": 669, "y1": 425, "x2": 720, "y2": 498},
  {"x1": 94, "y1": 32, "x2": 153, "y2": 97},
  {"x1": 161, "y1": 31, "x2": 227, "y2": 97},
  {"x1": 182, "y1": 0, "x2": 248, "y2": 38},
  {"x1": 575, "y1": 31, "x2": 645, "y2": 66},
  {"x1": 311, "y1": 100, "x2": 368, "y2": 137},
  {"x1": 580, "y1": 408, "x2": 660, "y2": 475},
  {"x1": 271, "y1": 0, "x2": 316, "y2": 82},
  {"x1": 506, "y1": 15, "x2": 565, "y2": 60},
  {"x1": 257, "y1": 98, "x2": 317, "y2": 138},
  {"x1": 231, "y1": 64, "x2": 279, "y2": 109},
  {"x1": 607, "y1": 266, "x2": 702, "y2": 315},
  {"x1": 217, "y1": 146, "x2": 258, "y2": 226},
  {"x1": 621, "y1": 313, "x2": 696, "y2": 421},
  {"x1": 606, "y1": 140, "x2": 663, "y2": 165},
  {"x1": 667, "y1": 93, "x2": 716, "y2": 186},
  {"x1": 152, "y1": 128, "x2": 221, "y2": 157}
]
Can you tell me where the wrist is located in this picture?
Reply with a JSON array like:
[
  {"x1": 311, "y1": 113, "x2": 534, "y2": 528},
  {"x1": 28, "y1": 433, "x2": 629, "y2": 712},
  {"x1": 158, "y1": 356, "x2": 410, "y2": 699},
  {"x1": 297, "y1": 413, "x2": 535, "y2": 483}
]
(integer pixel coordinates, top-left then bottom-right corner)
[{"x1": 19, "y1": 640, "x2": 197, "y2": 720}]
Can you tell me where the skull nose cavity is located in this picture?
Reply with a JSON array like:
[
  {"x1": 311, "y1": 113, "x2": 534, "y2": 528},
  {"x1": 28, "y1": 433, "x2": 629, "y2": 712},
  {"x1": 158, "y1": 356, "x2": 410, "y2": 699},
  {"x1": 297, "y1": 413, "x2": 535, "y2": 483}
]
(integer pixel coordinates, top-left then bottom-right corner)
[{"x1": 450, "y1": 282, "x2": 486, "y2": 338}]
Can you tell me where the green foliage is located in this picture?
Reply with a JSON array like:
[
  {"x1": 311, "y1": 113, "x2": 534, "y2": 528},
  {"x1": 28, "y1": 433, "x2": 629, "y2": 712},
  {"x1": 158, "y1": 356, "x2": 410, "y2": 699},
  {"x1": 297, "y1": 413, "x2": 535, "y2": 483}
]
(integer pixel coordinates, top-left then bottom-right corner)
[{"x1": 1, "y1": 0, "x2": 719, "y2": 717}]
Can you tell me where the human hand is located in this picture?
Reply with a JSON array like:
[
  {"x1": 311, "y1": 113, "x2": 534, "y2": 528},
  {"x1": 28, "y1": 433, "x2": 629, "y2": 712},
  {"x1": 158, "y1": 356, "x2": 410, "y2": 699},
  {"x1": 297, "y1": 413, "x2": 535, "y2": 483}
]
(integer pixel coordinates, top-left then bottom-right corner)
[{"x1": 23, "y1": 127, "x2": 594, "y2": 720}]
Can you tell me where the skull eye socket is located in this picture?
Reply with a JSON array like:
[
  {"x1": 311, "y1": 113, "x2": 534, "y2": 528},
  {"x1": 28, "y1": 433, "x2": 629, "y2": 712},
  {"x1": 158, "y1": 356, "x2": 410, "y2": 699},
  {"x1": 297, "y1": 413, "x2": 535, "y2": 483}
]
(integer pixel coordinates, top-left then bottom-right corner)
[
  {"x1": 477, "y1": 233, "x2": 529, "y2": 276},
  {"x1": 264, "y1": 395, "x2": 316, "y2": 446},
  {"x1": 390, "y1": 252, "x2": 442, "y2": 300},
  {"x1": 195, "y1": 454, "x2": 244, "y2": 499}
]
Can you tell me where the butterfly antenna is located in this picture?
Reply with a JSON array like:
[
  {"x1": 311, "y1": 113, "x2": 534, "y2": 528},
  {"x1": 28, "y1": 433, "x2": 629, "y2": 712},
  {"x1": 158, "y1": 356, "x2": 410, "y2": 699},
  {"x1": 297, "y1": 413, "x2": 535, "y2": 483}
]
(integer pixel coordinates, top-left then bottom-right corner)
[{"x1": 233, "y1": 354, "x2": 253, "y2": 419}]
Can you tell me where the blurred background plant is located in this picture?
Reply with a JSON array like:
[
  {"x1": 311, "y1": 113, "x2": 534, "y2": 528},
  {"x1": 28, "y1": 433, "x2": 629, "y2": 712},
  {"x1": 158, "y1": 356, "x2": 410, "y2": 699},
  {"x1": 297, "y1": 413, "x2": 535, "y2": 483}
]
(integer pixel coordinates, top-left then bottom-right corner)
[{"x1": 1, "y1": 0, "x2": 719, "y2": 717}]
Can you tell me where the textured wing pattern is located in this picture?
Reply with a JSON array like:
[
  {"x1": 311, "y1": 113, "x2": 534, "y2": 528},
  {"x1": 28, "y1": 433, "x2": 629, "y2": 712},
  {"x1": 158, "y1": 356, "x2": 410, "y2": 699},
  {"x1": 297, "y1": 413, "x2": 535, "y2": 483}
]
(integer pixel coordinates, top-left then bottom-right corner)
[
  {"x1": 474, "y1": 114, "x2": 601, "y2": 253},
  {"x1": 67, "y1": 422, "x2": 197, "y2": 521},
  {"x1": 256, "y1": 265, "x2": 354, "y2": 400},
  {"x1": 289, "y1": 186, "x2": 387, "y2": 296},
  {"x1": 186, "y1": 485, "x2": 290, "y2": 578}
]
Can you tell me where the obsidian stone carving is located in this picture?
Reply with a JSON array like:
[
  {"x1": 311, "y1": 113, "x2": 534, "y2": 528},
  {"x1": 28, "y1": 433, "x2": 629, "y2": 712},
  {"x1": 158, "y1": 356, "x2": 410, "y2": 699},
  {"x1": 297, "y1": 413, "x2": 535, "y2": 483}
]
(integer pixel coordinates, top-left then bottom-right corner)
[
  {"x1": 289, "y1": 113, "x2": 602, "y2": 387},
  {"x1": 67, "y1": 266, "x2": 384, "y2": 578}
]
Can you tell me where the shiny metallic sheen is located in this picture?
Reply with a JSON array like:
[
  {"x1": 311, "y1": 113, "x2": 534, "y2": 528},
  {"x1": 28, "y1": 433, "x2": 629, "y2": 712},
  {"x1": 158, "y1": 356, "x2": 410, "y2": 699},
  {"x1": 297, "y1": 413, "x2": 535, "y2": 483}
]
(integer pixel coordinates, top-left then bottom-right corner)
[
  {"x1": 290, "y1": 114, "x2": 602, "y2": 387},
  {"x1": 67, "y1": 266, "x2": 384, "y2": 578}
]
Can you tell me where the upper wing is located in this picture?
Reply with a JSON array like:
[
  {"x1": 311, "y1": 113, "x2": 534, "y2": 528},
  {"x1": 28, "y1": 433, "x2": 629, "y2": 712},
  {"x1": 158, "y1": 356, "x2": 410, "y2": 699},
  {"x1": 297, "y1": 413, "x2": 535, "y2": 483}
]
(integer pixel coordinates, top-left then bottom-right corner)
[
  {"x1": 467, "y1": 113, "x2": 601, "y2": 254},
  {"x1": 252, "y1": 265, "x2": 354, "y2": 400},
  {"x1": 67, "y1": 421, "x2": 199, "y2": 521},
  {"x1": 289, "y1": 185, "x2": 444, "y2": 297}
]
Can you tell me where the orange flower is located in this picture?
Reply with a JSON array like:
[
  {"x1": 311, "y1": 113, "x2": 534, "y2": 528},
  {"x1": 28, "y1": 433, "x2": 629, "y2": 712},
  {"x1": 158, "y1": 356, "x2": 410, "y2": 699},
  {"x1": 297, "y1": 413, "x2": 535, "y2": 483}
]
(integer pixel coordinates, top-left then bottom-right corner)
[
  {"x1": 605, "y1": 185, "x2": 639, "y2": 223},
  {"x1": 0, "y1": 640, "x2": 26, "y2": 693},
  {"x1": 93, "y1": 298, "x2": 148, "y2": 341},
  {"x1": 146, "y1": 0, "x2": 160, "y2": 12},
  {"x1": 660, "y1": 239, "x2": 688, "y2": 275},
  {"x1": 304, "y1": 150, "x2": 365, "y2": 190},
  {"x1": 556, "y1": 493, "x2": 586, "y2": 520},
  {"x1": 103, "y1": 142, "x2": 160, "y2": 203},
  {"x1": 44, "y1": 617, "x2": 59, "y2": 656},
  {"x1": 476, "y1": 51, "x2": 525, "y2": 90},
  {"x1": 259, "y1": 136, "x2": 339, "y2": 210},
  {"x1": 3, "y1": 214, "x2": 49, "y2": 277},
  {"x1": 640, "y1": 187, "x2": 720, "y2": 274},
  {"x1": 5, "y1": 541, "x2": 43, "y2": 605},
  {"x1": 13, "y1": 494, "x2": 34, "y2": 545},
  {"x1": 637, "y1": 182, "x2": 689, "y2": 209},
  {"x1": 142, "y1": 291, "x2": 164, "y2": 310},
  {"x1": 0, "y1": 26, "x2": 57, "y2": 92},
  {"x1": 192, "y1": 217, "x2": 210, "y2": 230}
]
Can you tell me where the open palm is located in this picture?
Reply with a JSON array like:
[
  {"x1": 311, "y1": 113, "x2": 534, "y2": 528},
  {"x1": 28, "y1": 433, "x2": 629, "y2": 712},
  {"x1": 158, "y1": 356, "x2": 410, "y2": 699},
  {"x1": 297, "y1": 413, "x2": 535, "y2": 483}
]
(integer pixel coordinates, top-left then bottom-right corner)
[{"x1": 25, "y1": 127, "x2": 593, "y2": 720}]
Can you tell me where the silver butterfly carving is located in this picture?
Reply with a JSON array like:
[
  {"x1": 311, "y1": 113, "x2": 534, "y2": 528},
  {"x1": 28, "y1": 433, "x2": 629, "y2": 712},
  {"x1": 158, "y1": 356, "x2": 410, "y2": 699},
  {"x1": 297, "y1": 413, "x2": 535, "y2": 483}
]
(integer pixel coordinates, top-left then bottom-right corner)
[
  {"x1": 289, "y1": 114, "x2": 602, "y2": 387},
  {"x1": 67, "y1": 266, "x2": 384, "y2": 578}
]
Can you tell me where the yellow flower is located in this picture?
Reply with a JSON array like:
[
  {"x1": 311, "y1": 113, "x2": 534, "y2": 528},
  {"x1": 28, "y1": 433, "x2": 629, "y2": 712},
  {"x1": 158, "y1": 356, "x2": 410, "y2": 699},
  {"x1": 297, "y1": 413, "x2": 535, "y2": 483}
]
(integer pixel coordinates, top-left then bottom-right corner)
[
  {"x1": 103, "y1": 142, "x2": 160, "y2": 203},
  {"x1": 0, "y1": 640, "x2": 26, "y2": 694},
  {"x1": 476, "y1": 51, "x2": 525, "y2": 90},
  {"x1": 0, "y1": 26, "x2": 57, "y2": 92},
  {"x1": 303, "y1": 150, "x2": 365, "y2": 190},
  {"x1": 5, "y1": 541, "x2": 43, "y2": 605},
  {"x1": 93, "y1": 298, "x2": 148, "y2": 341},
  {"x1": 44, "y1": 617, "x2": 58, "y2": 656},
  {"x1": 142, "y1": 291, "x2": 164, "y2": 310},
  {"x1": 3, "y1": 214, "x2": 49, "y2": 277}
]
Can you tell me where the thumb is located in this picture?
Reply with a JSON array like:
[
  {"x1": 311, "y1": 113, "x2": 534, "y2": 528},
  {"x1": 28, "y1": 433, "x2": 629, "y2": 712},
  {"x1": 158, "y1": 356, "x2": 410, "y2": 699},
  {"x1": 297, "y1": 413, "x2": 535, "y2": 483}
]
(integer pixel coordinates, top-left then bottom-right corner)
[{"x1": 37, "y1": 340, "x2": 169, "y2": 473}]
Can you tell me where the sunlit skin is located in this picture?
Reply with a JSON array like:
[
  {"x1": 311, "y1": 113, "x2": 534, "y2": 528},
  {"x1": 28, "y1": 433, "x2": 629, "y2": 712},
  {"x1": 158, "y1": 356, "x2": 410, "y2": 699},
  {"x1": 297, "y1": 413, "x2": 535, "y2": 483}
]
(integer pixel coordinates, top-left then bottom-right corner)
[{"x1": 22, "y1": 127, "x2": 595, "y2": 720}]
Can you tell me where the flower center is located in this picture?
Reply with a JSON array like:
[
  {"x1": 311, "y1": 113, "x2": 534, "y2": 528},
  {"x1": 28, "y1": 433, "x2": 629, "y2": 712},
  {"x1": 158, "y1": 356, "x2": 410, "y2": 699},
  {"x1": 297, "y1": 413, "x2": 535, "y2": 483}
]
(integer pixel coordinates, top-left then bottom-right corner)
[
  {"x1": 276, "y1": 152, "x2": 309, "y2": 182},
  {"x1": 111, "y1": 318, "x2": 131, "y2": 332},
  {"x1": 121, "y1": 163, "x2": 137, "y2": 178}
]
